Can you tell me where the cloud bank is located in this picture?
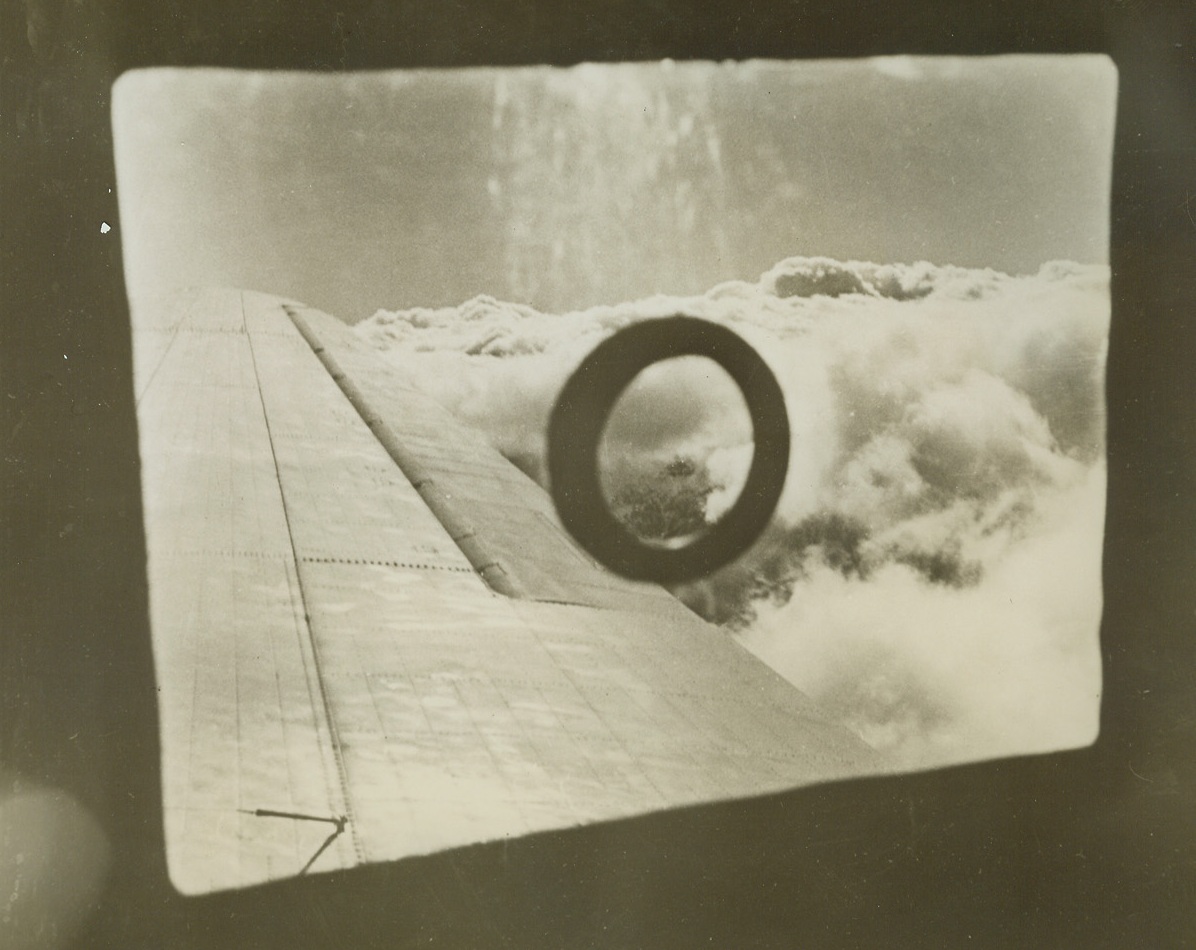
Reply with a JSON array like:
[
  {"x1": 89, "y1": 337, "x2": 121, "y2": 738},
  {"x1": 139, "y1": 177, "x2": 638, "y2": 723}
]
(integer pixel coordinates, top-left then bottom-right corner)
[{"x1": 358, "y1": 256, "x2": 1108, "y2": 771}]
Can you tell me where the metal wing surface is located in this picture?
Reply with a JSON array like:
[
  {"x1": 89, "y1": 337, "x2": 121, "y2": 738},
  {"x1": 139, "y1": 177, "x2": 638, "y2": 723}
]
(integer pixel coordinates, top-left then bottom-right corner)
[{"x1": 133, "y1": 288, "x2": 878, "y2": 896}]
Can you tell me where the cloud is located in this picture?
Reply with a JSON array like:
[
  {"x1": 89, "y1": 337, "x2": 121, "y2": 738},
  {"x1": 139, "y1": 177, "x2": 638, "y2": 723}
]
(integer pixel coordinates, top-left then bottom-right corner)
[
  {"x1": 739, "y1": 463, "x2": 1105, "y2": 770},
  {"x1": 357, "y1": 255, "x2": 1109, "y2": 769}
]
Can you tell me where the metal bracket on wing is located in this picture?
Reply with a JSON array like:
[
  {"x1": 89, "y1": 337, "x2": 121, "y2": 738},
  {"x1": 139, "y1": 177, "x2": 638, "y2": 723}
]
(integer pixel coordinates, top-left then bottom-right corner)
[{"x1": 240, "y1": 808, "x2": 350, "y2": 875}]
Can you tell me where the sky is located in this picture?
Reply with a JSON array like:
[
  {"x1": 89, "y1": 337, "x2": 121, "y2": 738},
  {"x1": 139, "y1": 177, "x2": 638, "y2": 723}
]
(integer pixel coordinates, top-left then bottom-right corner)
[{"x1": 112, "y1": 56, "x2": 1116, "y2": 321}]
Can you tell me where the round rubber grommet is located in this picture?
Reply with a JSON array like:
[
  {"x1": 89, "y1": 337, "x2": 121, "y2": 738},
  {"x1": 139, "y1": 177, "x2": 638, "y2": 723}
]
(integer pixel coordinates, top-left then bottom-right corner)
[{"x1": 547, "y1": 316, "x2": 790, "y2": 584}]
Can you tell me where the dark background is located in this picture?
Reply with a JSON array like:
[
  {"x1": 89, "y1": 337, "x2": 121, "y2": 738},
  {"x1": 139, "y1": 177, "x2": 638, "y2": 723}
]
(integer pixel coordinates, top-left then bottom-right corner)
[{"x1": 2, "y1": 1, "x2": 1194, "y2": 947}]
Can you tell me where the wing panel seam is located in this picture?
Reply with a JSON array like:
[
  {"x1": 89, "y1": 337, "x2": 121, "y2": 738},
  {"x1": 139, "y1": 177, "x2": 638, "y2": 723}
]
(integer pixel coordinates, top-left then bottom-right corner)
[
  {"x1": 285, "y1": 305, "x2": 525, "y2": 600},
  {"x1": 240, "y1": 292, "x2": 365, "y2": 865}
]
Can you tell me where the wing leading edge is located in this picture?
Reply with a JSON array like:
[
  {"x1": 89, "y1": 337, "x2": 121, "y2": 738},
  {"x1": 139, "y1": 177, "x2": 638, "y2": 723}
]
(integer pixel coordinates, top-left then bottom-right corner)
[{"x1": 133, "y1": 288, "x2": 878, "y2": 896}]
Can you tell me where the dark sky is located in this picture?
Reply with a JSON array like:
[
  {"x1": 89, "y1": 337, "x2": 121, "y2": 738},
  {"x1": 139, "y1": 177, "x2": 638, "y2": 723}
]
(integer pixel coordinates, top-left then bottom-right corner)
[{"x1": 113, "y1": 56, "x2": 1116, "y2": 321}]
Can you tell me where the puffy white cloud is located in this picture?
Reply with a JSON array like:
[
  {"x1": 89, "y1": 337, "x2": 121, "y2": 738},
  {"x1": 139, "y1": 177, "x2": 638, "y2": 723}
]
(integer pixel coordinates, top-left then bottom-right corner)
[
  {"x1": 357, "y1": 254, "x2": 1109, "y2": 770},
  {"x1": 739, "y1": 463, "x2": 1105, "y2": 771}
]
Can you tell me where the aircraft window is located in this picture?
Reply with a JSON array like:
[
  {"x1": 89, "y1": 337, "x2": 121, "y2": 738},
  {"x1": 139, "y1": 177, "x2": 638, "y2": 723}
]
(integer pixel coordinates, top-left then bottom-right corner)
[{"x1": 111, "y1": 56, "x2": 1115, "y2": 894}]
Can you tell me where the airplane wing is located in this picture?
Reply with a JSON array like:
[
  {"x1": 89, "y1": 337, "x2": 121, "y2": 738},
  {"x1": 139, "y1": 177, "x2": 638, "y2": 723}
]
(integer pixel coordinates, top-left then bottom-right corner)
[{"x1": 133, "y1": 287, "x2": 879, "y2": 896}]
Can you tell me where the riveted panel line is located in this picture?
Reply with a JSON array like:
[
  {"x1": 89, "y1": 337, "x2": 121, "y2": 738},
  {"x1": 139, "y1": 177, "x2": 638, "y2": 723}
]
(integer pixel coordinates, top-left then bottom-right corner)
[{"x1": 241, "y1": 293, "x2": 365, "y2": 863}]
